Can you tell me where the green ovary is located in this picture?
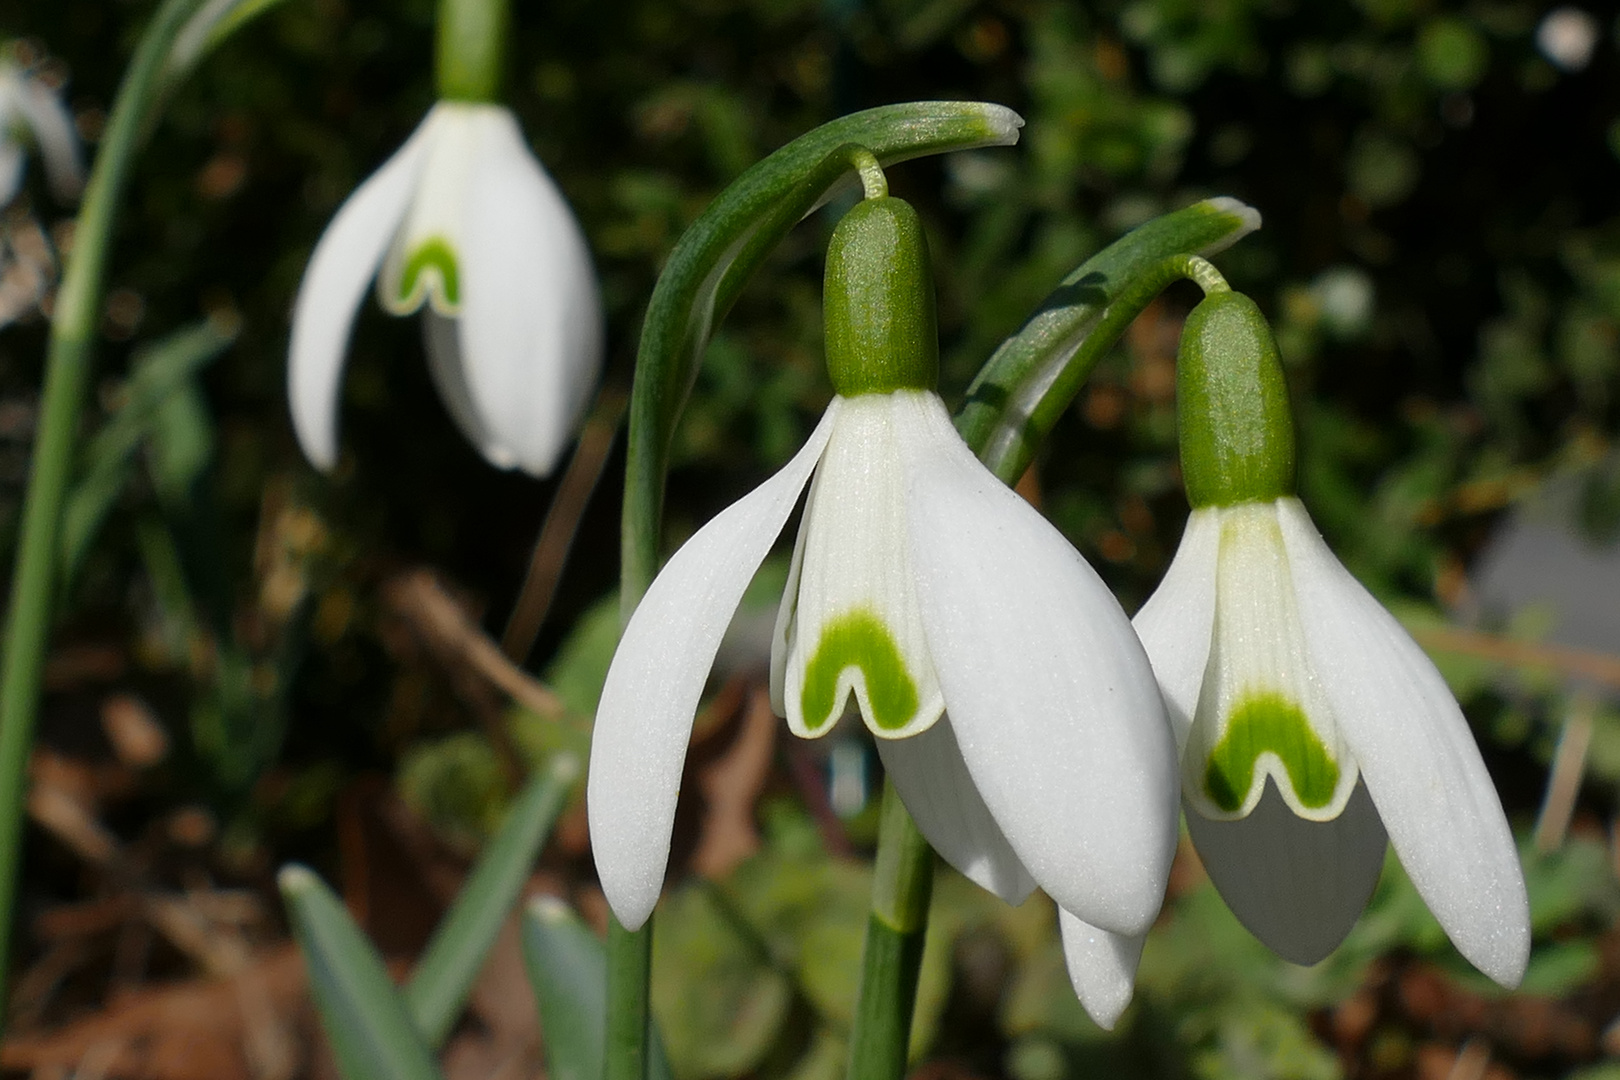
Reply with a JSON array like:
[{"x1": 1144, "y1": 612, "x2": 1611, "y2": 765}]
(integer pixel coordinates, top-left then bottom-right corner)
[
  {"x1": 799, "y1": 609, "x2": 919, "y2": 733},
  {"x1": 398, "y1": 237, "x2": 461, "y2": 309},
  {"x1": 1203, "y1": 691, "x2": 1340, "y2": 813}
]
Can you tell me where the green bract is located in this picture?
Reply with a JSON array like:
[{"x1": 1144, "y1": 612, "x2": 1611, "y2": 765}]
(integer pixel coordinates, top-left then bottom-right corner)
[
  {"x1": 1176, "y1": 291, "x2": 1295, "y2": 508},
  {"x1": 823, "y1": 196, "x2": 939, "y2": 396}
]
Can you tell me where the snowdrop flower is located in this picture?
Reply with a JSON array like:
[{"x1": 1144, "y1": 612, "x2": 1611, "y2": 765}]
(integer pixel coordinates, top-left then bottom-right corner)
[
  {"x1": 0, "y1": 53, "x2": 82, "y2": 207},
  {"x1": 288, "y1": 101, "x2": 601, "y2": 477},
  {"x1": 587, "y1": 194, "x2": 1180, "y2": 1006},
  {"x1": 1133, "y1": 291, "x2": 1529, "y2": 985}
]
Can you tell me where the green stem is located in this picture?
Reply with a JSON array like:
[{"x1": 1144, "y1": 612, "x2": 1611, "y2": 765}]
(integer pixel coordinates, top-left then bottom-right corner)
[
  {"x1": 436, "y1": 0, "x2": 508, "y2": 102},
  {"x1": 0, "y1": 0, "x2": 209, "y2": 1030},
  {"x1": 973, "y1": 253, "x2": 1227, "y2": 484},
  {"x1": 605, "y1": 913, "x2": 654, "y2": 1080},
  {"x1": 848, "y1": 782, "x2": 933, "y2": 1080}
]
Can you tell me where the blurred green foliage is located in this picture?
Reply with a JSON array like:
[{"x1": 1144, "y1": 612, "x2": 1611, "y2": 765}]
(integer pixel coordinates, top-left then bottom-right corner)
[{"x1": 5, "y1": 0, "x2": 1620, "y2": 1076}]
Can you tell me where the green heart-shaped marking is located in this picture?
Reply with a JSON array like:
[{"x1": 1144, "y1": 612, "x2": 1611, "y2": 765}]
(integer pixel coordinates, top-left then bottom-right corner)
[
  {"x1": 399, "y1": 236, "x2": 460, "y2": 310},
  {"x1": 800, "y1": 608, "x2": 919, "y2": 733},
  {"x1": 1203, "y1": 691, "x2": 1340, "y2": 813}
]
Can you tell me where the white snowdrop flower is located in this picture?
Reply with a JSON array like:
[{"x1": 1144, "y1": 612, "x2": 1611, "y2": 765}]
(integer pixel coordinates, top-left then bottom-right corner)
[
  {"x1": 1131, "y1": 291, "x2": 1529, "y2": 987},
  {"x1": 0, "y1": 55, "x2": 82, "y2": 207},
  {"x1": 288, "y1": 102, "x2": 601, "y2": 477},
  {"x1": 586, "y1": 196, "x2": 1180, "y2": 1032}
]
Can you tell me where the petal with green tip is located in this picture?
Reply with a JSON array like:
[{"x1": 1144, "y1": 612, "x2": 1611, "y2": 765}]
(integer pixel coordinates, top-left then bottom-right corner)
[
  {"x1": 779, "y1": 392, "x2": 945, "y2": 740},
  {"x1": 1181, "y1": 503, "x2": 1358, "y2": 822}
]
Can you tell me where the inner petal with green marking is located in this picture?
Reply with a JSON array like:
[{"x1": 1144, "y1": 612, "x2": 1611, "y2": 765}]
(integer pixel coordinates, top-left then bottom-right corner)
[
  {"x1": 1203, "y1": 691, "x2": 1340, "y2": 813},
  {"x1": 1183, "y1": 502, "x2": 1357, "y2": 821},
  {"x1": 798, "y1": 608, "x2": 921, "y2": 734},
  {"x1": 398, "y1": 236, "x2": 460, "y2": 312},
  {"x1": 776, "y1": 393, "x2": 945, "y2": 741}
]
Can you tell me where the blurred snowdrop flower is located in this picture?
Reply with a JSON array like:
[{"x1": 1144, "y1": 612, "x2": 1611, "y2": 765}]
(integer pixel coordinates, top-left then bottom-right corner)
[
  {"x1": 587, "y1": 197, "x2": 1179, "y2": 1030},
  {"x1": 289, "y1": 101, "x2": 601, "y2": 477},
  {"x1": 0, "y1": 55, "x2": 82, "y2": 207},
  {"x1": 1133, "y1": 291, "x2": 1529, "y2": 986},
  {"x1": 1537, "y1": 7, "x2": 1599, "y2": 73}
]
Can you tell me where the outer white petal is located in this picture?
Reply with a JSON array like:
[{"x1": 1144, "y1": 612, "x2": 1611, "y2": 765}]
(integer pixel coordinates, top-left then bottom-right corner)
[
  {"x1": 287, "y1": 112, "x2": 435, "y2": 469},
  {"x1": 901, "y1": 393, "x2": 1179, "y2": 936},
  {"x1": 1186, "y1": 779, "x2": 1387, "y2": 966},
  {"x1": 1058, "y1": 912, "x2": 1145, "y2": 1031},
  {"x1": 586, "y1": 406, "x2": 837, "y2": 930},
  {"x1": 16, "y1": 77, "x2": 82, "y2": 202},
  {"x1": 1131, "y1": 507, "x2": 1221, "y2": 748},
  {"x1": 0, "y1": 137, "x2": 21, "y2": 207},
  {"x1": 876, "y1": 715, "x2": 1035, "y2": 905},
  {"x1": 1275, "y1": 497, "x2": 1530, "y2": 986},
  {"x1": 421, "y1": 310, "x2": 498, "y2": 455},
  {"x1": 458, "y1": 105, "x2": 602, "y2": 476}
]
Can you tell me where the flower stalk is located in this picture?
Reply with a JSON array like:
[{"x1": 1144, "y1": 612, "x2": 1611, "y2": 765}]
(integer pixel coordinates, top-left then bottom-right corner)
[
  {"x1": 0, "y1": 0, "x2": 211, "y2": 1027},
  {"x1": 436, "y1": 0, "x2": 507, "y2": 102}
]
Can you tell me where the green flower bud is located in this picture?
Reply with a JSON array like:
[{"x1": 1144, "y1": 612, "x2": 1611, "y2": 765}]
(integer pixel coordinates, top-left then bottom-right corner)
[
  {"x1": 1177, "y1": 291, "x2": 1296, "y2": 508},
  {"x1": 823, "y1": 196, "x2": 939, "y2": 396}
]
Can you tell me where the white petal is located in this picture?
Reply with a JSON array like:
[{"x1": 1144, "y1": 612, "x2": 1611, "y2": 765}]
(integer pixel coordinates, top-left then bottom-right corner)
[
  {"x1": 1186, "y1": 779, "x2": 1387, "y2": 966},
  {"x1": 421, "y1": 310, "x2": 499, "y2": 459},
  {"x1": 876, "y1": 715, "x2": 1035, "y2": 905},
  {"x1": 0, "y1": 137, "x2": 22, "y2": 207},
  {"x1": 769, "y1": 517, "x2": 809, "y2": 717},
  {"x1": 1182, "y1": 504, "x2": 1358, "y2": 822},
  {"x1": 1276, "y1": 496, "x2": 1530, "y2": 986},
  {"x1": 287, "y1": 113, "x2": 434, "y2": 470},
  {"x1": 586, "y1": 406, "x2": 837, "y2": 930},
  {"x1": 1057, "y1": 911, "x2": 1145, "y2": 1031},
  {"x1": 1131, "y1": 507, "x2": 1221, "y2": 748},
  {"x1": 457, "y1": 105, "x2": 602, "y2": 477},
  {"x1": 782, "y1": 394, "x2": 945, "y2": 740},
  {"x1": 901, "y1": 392, "x2": 1179, "y2": 936},
  {"x1": 16, "y1": 78, "x2": 81, "y2": 202}
]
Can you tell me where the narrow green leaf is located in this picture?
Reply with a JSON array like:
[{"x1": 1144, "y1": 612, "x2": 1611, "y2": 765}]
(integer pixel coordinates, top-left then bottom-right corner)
[
  {"x1": 59, "y1": 317, "x2": 236, "y2": 587},
  {"x1": 954, "y1": 197, "x2": 1259, "y2": 482},
  {"x1": 166, "y1": 0, "x2": 294, "y2": 84},
  {"x1": 278, "y1": 865, "x2": 444, "y2": 1080},
  {"x1": 622, "y1": 100, "x2": 1024, "y2": 610},
  {"x1": 403, "y1": 752, "x2": 582, "y2": 1048},
  {"x1": 522, "y1": 897, "x2": 673, "y2": 1080}
]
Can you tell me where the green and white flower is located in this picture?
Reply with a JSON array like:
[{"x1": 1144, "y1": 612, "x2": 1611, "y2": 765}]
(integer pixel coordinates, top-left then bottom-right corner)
[
  {"x1": 288, "y1": 101, "x2": 600, "y2": 477},
  {"x1": 587, "y1": 387, "x2": 1178, "y2": 946},
  {"x1": 1129, "y1": 286, "x2": 1529, "y2": 986},
  {"x1": 0, "y1": 53, "x2": 81, "y2": 207},
  {"x1": 588, "y1": 196, "x2": 1179, "y2": 1014}
]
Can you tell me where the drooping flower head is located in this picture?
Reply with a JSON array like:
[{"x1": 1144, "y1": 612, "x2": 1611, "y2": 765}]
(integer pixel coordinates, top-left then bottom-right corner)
[
  {"x1": 0, "y1": 47, "x2": 82, "y2": 207},
  {"x1": 288, "y1": 100, "x2": 601, "y2": 478},
  {"x1": 587, "y1": 181, "x2": 1181, "y2": 1024},
  {"x1": 1133, "y1": 290, "x2": 1530, "y2": 985}
]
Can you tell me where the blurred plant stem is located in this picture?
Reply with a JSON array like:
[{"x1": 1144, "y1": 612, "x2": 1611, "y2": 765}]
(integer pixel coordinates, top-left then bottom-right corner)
[
  {"x1": 436, "y1": 0, "x2": 507, "y2": 102},
  {"x1": 606, "y1": 914, "x2": 655, "y2": 1080},
  {"x1": 0, "y1": 0, "x2": 211, "y2": 1031},
  {"x1": 848, "y1": 781, "x2": 933, "y2": 1080}
]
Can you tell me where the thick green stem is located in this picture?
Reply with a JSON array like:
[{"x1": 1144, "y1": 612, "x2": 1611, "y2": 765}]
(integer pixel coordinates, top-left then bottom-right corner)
[
  {"x1": 605, "y1": 913, "x2": 654, "y2": 1080},
  {"x1": 848, "y1": 782, "x2": 934, "y2": 1080},
  {"x1": 972, "y1": 253, "x2": 1228, "y2": 484},
  {"x1": 0, "y1": 0, "x2": 209, "y2": 1029},
  {"x1": 436, "y1": 0, "x2": 508, "y2": 102}
]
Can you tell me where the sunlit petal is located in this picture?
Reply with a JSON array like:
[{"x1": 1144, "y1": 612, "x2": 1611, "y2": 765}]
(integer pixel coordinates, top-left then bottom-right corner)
[
  {"x1": 1186, "y1": 778, "x2": 1387, "y2": 965},
  {"x1": 288, "y1": 114, "x2": 433, "y2": 469},
  {"x1": 1276, "y1": 496, "x2": 1530, "y2": 986},
  {"x1": 1132, "y1": 507, "x2": 1220, "y2": 748},
  {"x1": 1058, "y1": 912, "x2": 1145, "y2": 1031},
  {"x1": 782, "y1": 394, "x2": 944, "y2": 740},
  {"x1": 457, "y1": 105, "x2": 602, "y2": 476},
  {"x1": 903, "y1": 391, "x2": 1178, "y2": 936},
  {"x1": 16, "y1": 77, "x2": 82, "y2": 202},
  {"x1": 587, "y1": 406, "x2": 837, "y2": 930},
  {"x1": 876, "y1": 715, "x2": 1035, "y2": 905}
]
